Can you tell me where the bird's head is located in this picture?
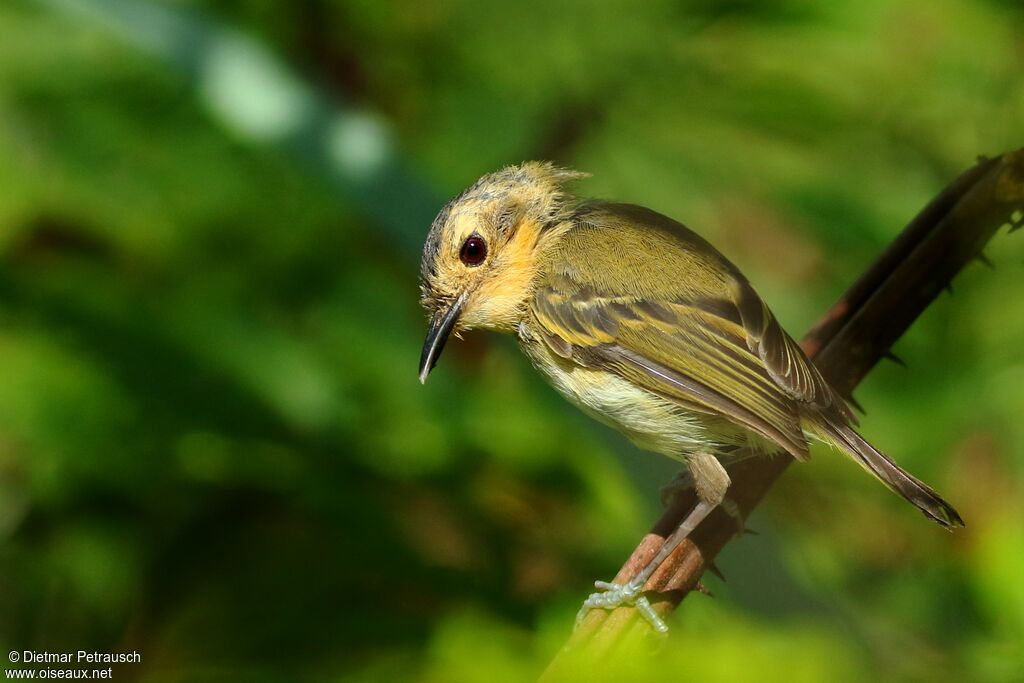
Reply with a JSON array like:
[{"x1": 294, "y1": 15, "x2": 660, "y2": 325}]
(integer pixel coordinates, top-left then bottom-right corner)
[{"x1": 418, "y1": 161, "x2": 587, "y2": 383}]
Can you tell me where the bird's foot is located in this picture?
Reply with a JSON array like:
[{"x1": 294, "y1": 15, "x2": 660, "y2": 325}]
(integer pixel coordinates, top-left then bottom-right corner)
[{"x1": 575, "y1": 578, "x2": 667, "y2": 633}]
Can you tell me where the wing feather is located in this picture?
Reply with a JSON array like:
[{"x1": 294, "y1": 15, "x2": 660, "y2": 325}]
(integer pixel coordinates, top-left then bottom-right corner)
[
  {"x1": 733, "y1": 280, "x2": 856, "y2": 424},
  {"x1": 533, "y1": 286, "x2": 811, "y2": 460},
  {"x1": 529, "y1": 201, "x2": 855, "y2": 460}
]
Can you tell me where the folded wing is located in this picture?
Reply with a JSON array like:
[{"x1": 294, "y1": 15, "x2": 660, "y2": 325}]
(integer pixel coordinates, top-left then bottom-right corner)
[{"x1": 532, "y1": 202, "x2": 855, "y2": 460}]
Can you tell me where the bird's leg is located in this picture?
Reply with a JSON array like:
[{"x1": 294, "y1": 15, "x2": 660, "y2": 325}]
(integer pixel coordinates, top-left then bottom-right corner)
[
  {"x1": 577, "y1": 452, "x2": 729, "y2": 633},
  {"x1": 660, "y1": 454, "x2": 748, "y2": 535}
]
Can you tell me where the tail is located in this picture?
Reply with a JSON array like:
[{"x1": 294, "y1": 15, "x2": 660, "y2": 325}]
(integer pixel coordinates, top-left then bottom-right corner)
[{"x1": 814, "y1": 419, "x2": 964, "y2": 529}]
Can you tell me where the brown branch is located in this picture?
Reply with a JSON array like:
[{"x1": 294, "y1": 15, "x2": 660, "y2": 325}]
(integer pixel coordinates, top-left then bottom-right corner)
[{"x1": 541, "y1": 149, "x2": 1024, "y2": 678}]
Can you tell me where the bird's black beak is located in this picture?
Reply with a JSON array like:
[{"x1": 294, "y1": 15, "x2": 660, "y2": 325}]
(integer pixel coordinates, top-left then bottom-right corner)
[{"x1": 418, "y1": 293, "x2": 466, "y2": 384}]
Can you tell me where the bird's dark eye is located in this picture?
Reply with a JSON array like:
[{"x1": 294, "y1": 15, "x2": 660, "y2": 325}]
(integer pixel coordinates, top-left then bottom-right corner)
[{"x1": 459, "y1": 234, "x2": 487, "y2": 266}]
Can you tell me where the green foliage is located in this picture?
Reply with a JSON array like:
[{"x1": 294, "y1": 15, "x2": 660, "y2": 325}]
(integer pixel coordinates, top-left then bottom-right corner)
[{"x1": 1, "y1": 0, "x2": 1022, "y2": 680}]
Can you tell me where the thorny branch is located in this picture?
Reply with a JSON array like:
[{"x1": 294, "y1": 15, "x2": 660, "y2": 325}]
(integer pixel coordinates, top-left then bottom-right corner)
[{"x1": 541, "y1": 148, "x2": 1024, "y2": 679}]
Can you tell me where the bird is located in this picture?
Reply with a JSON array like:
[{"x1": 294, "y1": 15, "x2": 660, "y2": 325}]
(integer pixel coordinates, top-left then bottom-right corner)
[{"x1": 417, "y1": 161, "x2": 963, "y2": 632}]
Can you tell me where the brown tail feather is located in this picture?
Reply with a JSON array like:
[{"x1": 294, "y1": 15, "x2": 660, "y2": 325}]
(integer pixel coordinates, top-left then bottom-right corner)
[{"x1": 814, "y1": 419, "x2": 964, "y2": 529}]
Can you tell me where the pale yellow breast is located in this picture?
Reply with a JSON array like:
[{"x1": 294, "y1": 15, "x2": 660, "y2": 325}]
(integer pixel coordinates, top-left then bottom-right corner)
[{"x1": 517, "y1": 325, "x2": 741, "y2": 459}]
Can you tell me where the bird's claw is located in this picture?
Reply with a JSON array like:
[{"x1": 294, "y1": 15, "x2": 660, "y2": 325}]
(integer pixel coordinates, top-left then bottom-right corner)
[{"x1": 575, "y1": 579, "x2": 668, "y2": 633}]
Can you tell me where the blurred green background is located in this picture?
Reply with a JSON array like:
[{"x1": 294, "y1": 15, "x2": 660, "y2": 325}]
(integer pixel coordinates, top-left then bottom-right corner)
[{"x1": 0, "y1": 0, "x2": 1022, "y2": 681}]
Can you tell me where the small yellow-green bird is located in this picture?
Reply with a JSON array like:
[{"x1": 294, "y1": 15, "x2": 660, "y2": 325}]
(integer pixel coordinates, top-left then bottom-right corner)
[{"x1": 417, "y1": 162, "x2": 963, "y2": 631}]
